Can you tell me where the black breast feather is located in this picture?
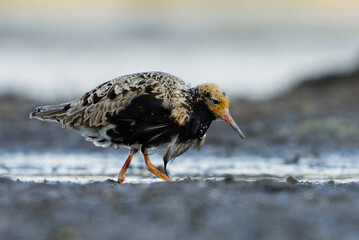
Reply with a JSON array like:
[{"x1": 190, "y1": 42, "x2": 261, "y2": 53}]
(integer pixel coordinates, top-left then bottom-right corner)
[
  {"x1": 179, "y1": 102, "x2": 215, "y2": 142},
  {"x1": 162, "y1": 101, "x2": 216, "y2": 168}
]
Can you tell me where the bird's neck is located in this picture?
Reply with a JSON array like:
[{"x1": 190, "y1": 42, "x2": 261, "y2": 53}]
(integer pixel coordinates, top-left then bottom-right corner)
[{"x1": 189, "y1": 86, "x2": 216, "y2": 121}]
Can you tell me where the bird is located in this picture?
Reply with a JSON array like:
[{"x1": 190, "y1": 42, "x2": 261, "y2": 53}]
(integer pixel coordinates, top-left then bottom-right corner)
[{"x1": 30, "y1": 72, "x2": 244, "y2": 182}]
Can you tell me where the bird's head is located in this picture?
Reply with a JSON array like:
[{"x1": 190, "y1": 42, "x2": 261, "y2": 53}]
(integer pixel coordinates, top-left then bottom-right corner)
[{"x1": 197, "y1": 83, "x2": 245, "y2": 139}]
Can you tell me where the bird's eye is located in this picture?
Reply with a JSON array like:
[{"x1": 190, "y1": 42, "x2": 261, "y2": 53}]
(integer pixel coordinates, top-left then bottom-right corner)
[{"x1": 212, "y1": 99, "x2": 219, "y2": 105}]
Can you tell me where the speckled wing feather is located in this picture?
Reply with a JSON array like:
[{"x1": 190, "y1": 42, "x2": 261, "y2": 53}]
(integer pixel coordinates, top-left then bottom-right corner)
[{"x1": 61, "y1": 72, "x2": 192, "y2": 129}]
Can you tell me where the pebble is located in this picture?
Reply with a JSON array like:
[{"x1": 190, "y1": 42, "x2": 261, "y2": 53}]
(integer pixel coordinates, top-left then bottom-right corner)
[{"x1": 286, "y1": 176, "x2": 299, "y2": 184}]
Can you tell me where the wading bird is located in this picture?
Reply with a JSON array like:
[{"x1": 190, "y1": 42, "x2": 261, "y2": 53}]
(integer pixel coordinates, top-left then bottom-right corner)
[{"x1": 30, "y1": 72, "x2": 244, "y2": 182}]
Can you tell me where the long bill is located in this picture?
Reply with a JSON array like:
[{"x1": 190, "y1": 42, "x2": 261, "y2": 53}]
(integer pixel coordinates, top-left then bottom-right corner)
[{"x1": 220, "y1": 109, "x2": 245, "y2": 139}]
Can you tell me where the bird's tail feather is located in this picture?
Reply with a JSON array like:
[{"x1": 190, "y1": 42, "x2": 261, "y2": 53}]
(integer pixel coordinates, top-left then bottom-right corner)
[{"x1": 29, "y1": 102, "x2": 70, "y2": 125}]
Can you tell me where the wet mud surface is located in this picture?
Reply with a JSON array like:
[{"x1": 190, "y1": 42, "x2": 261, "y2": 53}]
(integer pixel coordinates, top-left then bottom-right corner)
[{"x1": 1, "y1": 178, "x2": 359, "y2": 240}]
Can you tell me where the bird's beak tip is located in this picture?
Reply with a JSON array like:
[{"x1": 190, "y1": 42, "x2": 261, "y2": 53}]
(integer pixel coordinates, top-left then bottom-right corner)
[{"x1": 220, "y1": 110, "x2": 245, "y2": 140}]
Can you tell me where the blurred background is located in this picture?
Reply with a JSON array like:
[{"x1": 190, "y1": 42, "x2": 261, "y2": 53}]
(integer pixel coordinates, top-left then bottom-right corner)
[
  {"x1": 1, "y1": 0, "x2": 359, "y2": 100},
  {"x1": 0, "y1": 0, "x2": 359, "y2": 182}
]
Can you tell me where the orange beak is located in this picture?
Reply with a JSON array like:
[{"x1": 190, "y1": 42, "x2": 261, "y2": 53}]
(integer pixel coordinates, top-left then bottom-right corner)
[{"x1": 220, "y1": 109, "x2": 245, "y2": 139}]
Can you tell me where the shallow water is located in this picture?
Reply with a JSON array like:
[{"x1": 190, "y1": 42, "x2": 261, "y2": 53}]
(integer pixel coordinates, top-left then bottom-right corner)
[{"x1": 1, "y1": 150, "x2": 358, "y2": 183}]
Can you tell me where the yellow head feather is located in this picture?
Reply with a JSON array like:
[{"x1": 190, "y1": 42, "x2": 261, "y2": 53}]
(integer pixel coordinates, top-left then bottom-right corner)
[
  {"x1": 198, "y1": 83, "x2": 229, "y2": 117},
  {"x1": 209, "y1": 97, "x2": 229, "y2": 116}
]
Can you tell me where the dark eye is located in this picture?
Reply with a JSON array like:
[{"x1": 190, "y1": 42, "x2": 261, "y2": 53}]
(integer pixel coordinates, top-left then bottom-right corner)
[{"x1": 212, "y1": 99, "x2": 219, "y2": 105}]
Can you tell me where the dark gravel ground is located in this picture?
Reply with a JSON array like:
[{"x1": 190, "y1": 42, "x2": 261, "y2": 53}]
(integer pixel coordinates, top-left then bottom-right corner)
[
  {"x1": 0, "y1": 67, "x2": 359, "y2": 240},
  {"x1": 1, "y1": 177, "x2": 359, "y2": 240}
]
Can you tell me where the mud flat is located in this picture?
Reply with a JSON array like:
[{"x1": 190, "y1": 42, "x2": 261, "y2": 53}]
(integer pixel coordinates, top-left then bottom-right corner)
[{"x1": 1, "y1": 177, "x2": 359, "y2": 240}]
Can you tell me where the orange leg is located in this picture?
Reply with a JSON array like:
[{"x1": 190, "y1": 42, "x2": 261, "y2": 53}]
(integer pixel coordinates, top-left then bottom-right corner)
[
  {"x1": 118, "y1": 151, "x2": 135, "y2": 183},
  {"x1": 142, "y1": 148, "x2": 173, "y2": 182}
]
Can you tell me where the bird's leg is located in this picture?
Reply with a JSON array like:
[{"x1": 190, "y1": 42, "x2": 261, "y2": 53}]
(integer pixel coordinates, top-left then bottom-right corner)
[
  {"x1": 118, "y1": 150, "x2": 136, "y2": 183},
  {"x1": 142, "y1": 148, "x2": 173, "y2": 182}
]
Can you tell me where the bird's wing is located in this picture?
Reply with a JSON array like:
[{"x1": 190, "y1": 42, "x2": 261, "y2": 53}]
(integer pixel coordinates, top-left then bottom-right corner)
[{"x1": 62, "y1": 72, "x2": 192, "y2": 128}]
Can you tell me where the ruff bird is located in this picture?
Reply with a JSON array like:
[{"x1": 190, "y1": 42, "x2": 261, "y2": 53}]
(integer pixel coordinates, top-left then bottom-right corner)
[{"x1": 30, "y1": 72, "x2": 244, "y2": 182}]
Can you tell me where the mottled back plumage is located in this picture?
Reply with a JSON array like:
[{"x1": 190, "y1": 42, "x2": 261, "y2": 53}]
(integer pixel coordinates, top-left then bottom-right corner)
[{"x1": 60, "y1": 72, "x2": 191, "y2": 128}]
